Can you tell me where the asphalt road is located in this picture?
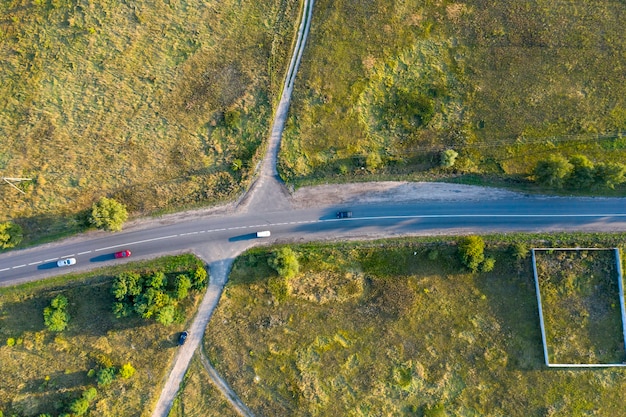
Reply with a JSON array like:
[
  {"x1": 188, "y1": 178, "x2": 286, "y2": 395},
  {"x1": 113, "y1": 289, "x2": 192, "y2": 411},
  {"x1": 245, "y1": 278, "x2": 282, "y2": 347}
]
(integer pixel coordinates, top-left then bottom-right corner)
[{"x1": 2, "y1": 197, "x2": 626, "y2": 286}]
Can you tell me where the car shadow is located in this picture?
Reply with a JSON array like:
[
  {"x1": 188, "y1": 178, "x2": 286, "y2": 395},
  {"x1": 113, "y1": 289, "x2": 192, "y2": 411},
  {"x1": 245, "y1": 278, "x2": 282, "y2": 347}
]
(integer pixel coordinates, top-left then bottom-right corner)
[
  {"x1": 228, "y1": 233, "x2": 258, "y2": 242},
  {"x1": 89, "y1": 254, "x2": 116, "y2": 262},
  {"x1": 37, "y1": 262, "x2": 59, "y2": 270}
]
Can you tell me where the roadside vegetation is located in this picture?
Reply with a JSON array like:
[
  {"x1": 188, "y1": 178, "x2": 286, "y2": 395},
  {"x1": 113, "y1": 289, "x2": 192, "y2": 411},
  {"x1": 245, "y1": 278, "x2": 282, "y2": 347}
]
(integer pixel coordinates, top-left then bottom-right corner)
[
  {"x1": 534, "y1": 249, "x2": 624, "y2": 364},
  {"x1": 0, "y1": 0, "x2": 301, "y2": 245},
  {"x1": 0, "y1": 254, "x2": 206, "y2": 417},
  {"x1": 280, "y1": 0, "x2": 626, "y2": 196},
  {"x1": 204, "y1": 235, "x2": 626, "y2": 416}
]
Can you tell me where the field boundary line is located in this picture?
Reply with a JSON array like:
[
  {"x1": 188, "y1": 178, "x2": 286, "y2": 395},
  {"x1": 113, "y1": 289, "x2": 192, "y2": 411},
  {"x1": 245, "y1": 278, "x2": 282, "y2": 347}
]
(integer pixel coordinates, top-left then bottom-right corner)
[{"x1": 532, "y1": 247, "x2": 626, "y2": 367}]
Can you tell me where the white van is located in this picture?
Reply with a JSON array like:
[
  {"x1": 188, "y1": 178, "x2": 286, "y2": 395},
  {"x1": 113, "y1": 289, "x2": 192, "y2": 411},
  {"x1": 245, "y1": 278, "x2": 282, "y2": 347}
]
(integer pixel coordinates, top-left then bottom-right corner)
[{"x1": 256, "y1": 231, "x2": 271, "y2": 238}]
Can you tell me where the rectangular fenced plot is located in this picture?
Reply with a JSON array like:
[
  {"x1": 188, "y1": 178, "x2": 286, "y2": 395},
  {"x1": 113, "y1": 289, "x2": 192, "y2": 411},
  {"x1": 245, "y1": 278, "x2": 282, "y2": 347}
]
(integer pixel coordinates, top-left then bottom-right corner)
[{"x1": 532, "y1": 249, "x2": 626, "y2": 366}]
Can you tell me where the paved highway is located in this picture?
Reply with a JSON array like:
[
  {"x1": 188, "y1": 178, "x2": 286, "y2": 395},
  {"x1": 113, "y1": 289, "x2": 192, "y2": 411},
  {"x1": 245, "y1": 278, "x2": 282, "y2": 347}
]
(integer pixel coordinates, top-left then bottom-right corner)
[{"x1": 2, "y1": 197, "x2": 626, "y2": 286}]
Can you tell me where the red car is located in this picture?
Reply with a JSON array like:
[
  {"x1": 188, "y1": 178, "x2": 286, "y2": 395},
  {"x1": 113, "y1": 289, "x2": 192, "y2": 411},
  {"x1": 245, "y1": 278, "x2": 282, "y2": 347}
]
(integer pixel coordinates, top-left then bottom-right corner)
[{"x1": 114, "y1": 250, "x2": 131, "y2": 258}]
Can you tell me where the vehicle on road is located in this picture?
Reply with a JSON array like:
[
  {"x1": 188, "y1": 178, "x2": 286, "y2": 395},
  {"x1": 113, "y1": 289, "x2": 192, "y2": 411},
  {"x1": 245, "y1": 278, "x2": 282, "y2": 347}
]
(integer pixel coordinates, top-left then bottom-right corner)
[
  {"x1": 114, "y1": 250, "x2": 132, "y2": 258},
  {"x1": 57, "y1": 258, "x2": 76, "y2": 267},
  {"x1": 178, "y1": 331, "x2": 188, "y2": 346},
  {"x1": 336, "y1": 211, "x2": 353, "y2": 218},
  {"x1": 256, "y1": 230, "x2": 271, "y2": 238}
]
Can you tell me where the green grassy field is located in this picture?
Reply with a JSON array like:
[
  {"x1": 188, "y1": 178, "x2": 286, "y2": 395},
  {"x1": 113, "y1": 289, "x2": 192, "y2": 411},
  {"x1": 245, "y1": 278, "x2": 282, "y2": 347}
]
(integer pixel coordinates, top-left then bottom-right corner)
[
  {"x1": 202, "y1": 237, "x2": 626, "y2": 416},
  {"x1": 0, "y1": 0, "x2": 301, "y2": 244},
  {"x1": 280, "y1": 0, "x2": 626, "y2": 194},
  {"x1": 534, "y1": 249, "x2": 624, "y2": 364},
  {"x1": 0, "y1": 254, "x2": 206, "y2": 417}
]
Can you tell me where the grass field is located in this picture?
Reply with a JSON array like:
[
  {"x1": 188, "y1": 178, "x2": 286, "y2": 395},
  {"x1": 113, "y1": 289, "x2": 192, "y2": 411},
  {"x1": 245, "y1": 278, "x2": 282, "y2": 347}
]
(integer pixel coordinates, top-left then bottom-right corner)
[
  {"x1": 168, "y1": 353, "x2": 238, "y2": 417},
  {"x1": 280, "y1": 0, "x2": 626, "y2": 194},
  {"x1": 0, "y1": 254, "x2": 206, "y2": 417},
  {"x1": 202, "y1": 237, "x2": 626, "y2": 416},
  {"x1": 534, "y1": 249, "x2": 625, "y2": 364},
  {"x1": 0, "y1": 0, "x2": 301, "y2": 244}
]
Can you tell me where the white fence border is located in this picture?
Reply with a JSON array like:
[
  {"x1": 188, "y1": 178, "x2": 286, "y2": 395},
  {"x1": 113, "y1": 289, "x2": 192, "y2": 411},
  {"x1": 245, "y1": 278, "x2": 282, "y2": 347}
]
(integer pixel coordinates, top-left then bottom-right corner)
[{"x1": 531, "y1": 248, "x2": 626, "y2": 368}]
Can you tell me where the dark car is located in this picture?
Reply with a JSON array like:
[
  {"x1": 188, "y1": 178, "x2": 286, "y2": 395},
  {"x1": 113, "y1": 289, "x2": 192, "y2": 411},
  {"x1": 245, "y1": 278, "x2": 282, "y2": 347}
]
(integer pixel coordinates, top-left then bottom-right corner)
[
  {"x1": 114, "y1": 250, "x2": 131, "y2": 258},
  {"x1": 336, "y1": 211, "x2": 353, "y2": 219},
  {"x1": 178, "y1": 331, "x2": 188, "y2": 346}
]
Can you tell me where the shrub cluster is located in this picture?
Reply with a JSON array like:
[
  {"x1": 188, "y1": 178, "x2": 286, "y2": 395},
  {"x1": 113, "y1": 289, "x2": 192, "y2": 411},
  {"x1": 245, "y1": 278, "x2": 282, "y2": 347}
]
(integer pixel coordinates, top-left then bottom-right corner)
[
  {"x1": 533, "y1": 154, "x2": 626, "y2": 190},
  {"x1": 111, "y1": 267, "x2": 207, "y2": 325}
]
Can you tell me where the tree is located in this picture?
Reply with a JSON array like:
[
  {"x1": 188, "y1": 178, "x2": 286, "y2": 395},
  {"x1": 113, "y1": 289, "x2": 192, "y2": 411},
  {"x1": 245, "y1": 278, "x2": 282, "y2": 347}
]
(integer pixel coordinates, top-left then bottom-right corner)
[
  {"x1": 481, "y1": 257, "x2": 496, "y2": 272},
  {"x1": 97, "y1": 367, "x2": 116, "y2": 386},
  {"x1": 43, "y1": 295, "x2": 70, "y2": 332},
  {"x1": 511, "y1": 242, "x2": 529, "y2": 260},
  {"x1": 155, "y1": 304, "x2": 176, "y2": 325},
  {"x1": 191, "y1": 267, "x2": 208, "y2": 290},
  {"x1": 440, "y1": 149, "x2": 458, "y2": 168},
  {"x1": 365, "y1": 152, "x2": 383, "y2": 172},
  {"x1": 593, "y1": 162, "x2": 626, "y2": 189},
  {"x1": 173, "y1": 274, "x2": 191, "y2": 300},
  {"x1": 145, "y1": 271, "x2": 167, "y2": 290},
  {"x1": 50, "y1": 294, "x2": 68, "y2": 309},
  {"x1": 268, "y1": 247, "x2": 300, "y2": 279},
  {"x1": 533, "y1": 155, "x2": 573, "y2": 188},
  {"x1": 119, "y1": 363, "x2": 136, "y2": 379},
  {"x1": 566, "y1": 155, "x2": 595, "y2": 190},
  {"x1": 69, "y1": 398, "x2": 89, "y2": 416},
  {"x1": 90, "y1": 197, "x2": 128, "y2": 232},
  {"x1": 458, "y1": 236, "x2": 485, "y2": 272},
  {"x1": 0, "y1": 221, "x2": 23, "y2": 249}
]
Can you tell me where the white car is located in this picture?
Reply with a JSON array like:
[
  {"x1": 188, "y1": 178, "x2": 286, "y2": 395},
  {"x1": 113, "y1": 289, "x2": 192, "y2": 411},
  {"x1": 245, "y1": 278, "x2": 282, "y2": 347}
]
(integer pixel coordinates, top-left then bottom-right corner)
[{"x1": 57, "y1": 258, "x2": 77, "y2": 267}]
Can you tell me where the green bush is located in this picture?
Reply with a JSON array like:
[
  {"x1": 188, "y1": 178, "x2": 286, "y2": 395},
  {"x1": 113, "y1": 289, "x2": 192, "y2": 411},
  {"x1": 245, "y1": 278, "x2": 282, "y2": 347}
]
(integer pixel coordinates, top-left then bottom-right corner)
[
  {"x1": 155, "y1": 304, "x2": 177, "y2": 326},
  {"x1": 593, "y1": 162, "x2": 626, "y2": 189},
  {"x1": 192, "y1": 266, "x2": 208, "y2": 290},
  {"x1": 533, "y1": 155, "x2": 573, "y2": 188},
  {"x1": 481, "y1": 257, "x2": 496, "y2": 272},
  {"x1": 6, "y1": 338, "x2": 15, "y2": 347},
  {"x1": 173, "y1": 274, "x2": 192, "y2": 300},
  {"x1": 567, "y1": 155, "x2": 595, "y2": 190},
  {"x1": 424, "y1": 403, "x2": 446, "y2": 417},
  {"x1": 43, "y1": 295, "x2": 70, "y2": 332},
  {"x1": 89, "y1": 197, "x2": 128, "y2": 232},
  {"x1": 0, "y1": 221, "x2": 23, "y2": 249},
  {"x1": 268, "y1": 247, "x2": 300, "y2": 279},
  {"x1": 119, "y1": 363, "x2": 136, "y2": 379},
  {"x1": 511, "y1": 242, "x2": 530, "y2": 260},
  {"x1": 440, "y1": 149, "x2": 458, "y2": 168},
  {"x1": 97, "y1": 367, "x2": 116, "y2": 387},
  {"x1": 458, "y1": 236, "x2": 485, "y2": 273}
]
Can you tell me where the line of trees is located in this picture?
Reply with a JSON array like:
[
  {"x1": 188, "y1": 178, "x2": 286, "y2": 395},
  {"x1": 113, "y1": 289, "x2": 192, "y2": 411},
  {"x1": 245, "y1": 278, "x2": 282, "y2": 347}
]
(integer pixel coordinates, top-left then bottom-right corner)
[{"x1": 533, "y1": 154, "x2": 626, "y2": 190}]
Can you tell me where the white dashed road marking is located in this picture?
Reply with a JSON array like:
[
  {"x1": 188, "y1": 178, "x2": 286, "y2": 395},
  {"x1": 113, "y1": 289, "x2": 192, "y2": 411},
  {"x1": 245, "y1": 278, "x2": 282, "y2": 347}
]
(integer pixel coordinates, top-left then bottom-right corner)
[
  {"x1": 13, "y1": 265, "x2": 26, "y2": 269},
  {"x1": 78, "y1": 251, "x2": 91, "y2": 255},
  {"x1": 94, "y1": 234, "x2": 179, "y2": 252},
  {"x1": 28, "y1": 261, "x2": 42, "y2": 266},
  {"x1": 44, "y1": 258, "x2": 58, "y2": 262}
]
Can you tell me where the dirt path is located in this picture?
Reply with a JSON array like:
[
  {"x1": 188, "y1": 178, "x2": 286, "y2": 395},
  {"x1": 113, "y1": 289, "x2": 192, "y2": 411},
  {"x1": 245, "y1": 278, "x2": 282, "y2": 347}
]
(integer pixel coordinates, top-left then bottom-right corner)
[
  {"x1": 198, "y1": 350, "x2": 256, "y2": 417},
  {"x1": 150, "y1": 1, "x2": 315, "y2": 416}
]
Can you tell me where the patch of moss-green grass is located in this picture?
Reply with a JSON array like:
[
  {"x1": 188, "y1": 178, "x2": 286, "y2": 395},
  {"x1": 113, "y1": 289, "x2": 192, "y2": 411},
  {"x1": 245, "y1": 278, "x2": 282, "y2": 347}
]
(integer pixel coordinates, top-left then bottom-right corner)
[
  {"x1": 0, "y1": 254, "x2": 206, "y2": 417},
  {"x1": 0, "y1": 0, "x2": 301, "y2": 243},
  {"x1": 205, "y1": 238, "x2": 626, "y2": 416},
  {"x1": 280, "y1": 0, "x2": 626, "y2": 196},
  {"x1": 534, "y1": 249, "x2": 625, "y2": 364}
]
